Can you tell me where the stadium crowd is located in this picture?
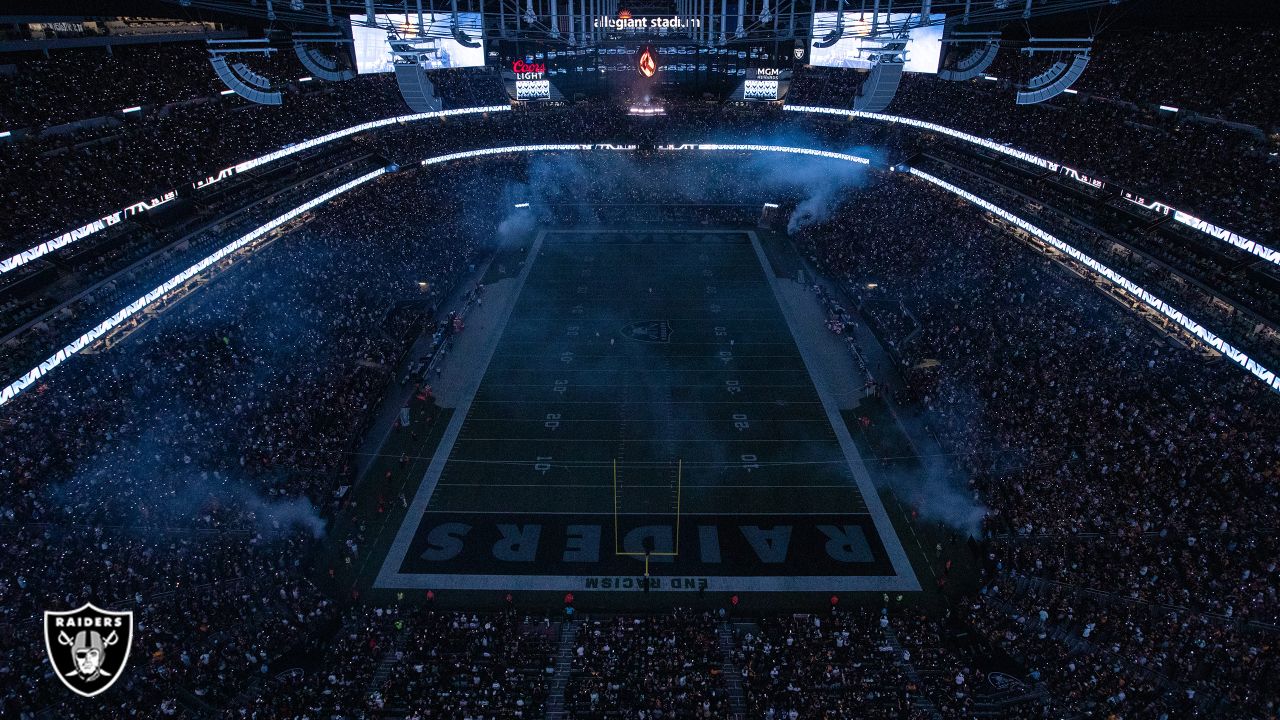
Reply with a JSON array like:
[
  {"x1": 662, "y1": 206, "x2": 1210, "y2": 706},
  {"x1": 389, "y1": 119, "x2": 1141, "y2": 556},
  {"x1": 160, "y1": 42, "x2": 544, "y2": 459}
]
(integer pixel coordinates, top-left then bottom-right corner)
[
  {"x1": 797, "y1": 178, "x2": 1280, "y2": 717},
  {"x1": 736, "y1": 608, "x2": 914, "y2": 718},
  {"x1": 1, "y1": 20, "x2": 1278, "y2": 720},
  {"x1": 379, "y1": 609, "x2": 556, "y2": 718},
  {"x1": 1059, "y1": 29, "x2": 1280, "y2": 128},
  {"x1": 0, "y1": 164, "x2": 495, "y2": 717},
  {"x1": 11, "y1": 28, "x2": 1278, "y2": 259},
  {"x1": 0, "y1": 44, "x2": 221, "y2": 128},
  {"x1": 885, "y1": 74, "x2": 1279, "y2": 244},
  {"x1": 784, "y1": 29, "x2": 1280, "y2": 245},
  {"x1": 0, "y1": 57, "x2": 406, "y2": 251},
  {"x1": 566, "y1": 610, "x2": 729, "y2": 719}
]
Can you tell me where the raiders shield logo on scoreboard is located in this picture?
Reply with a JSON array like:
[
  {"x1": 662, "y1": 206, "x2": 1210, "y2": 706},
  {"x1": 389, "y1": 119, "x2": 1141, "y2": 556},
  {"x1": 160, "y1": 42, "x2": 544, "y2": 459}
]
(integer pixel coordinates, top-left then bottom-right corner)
[
  {"x1": 794, "y1": 47, "x2": 805, "y2": 59},
  {"x1": 44, "y1": 603, "x2": 133, "y2": 697}
]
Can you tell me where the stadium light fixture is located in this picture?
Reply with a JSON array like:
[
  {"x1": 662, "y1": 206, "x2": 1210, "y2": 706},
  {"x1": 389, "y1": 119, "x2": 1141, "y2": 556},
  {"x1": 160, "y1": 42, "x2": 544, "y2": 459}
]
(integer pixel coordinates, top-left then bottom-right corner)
[
  {"x1": 122, "y1": 106, "x2": 142, "y2": 114},
  {"x1": 982, "y1": 75, "x2": 998, "y2": 81},
  {"x1": 1063, "y1": 88, "x2": 1078, "y2": 94},
  {"x1": 221, "y1": 89, "x2": 236, "y2": 95},
  {"x1": 299, "y1": 76, "x2": 314, "y2": 82},
  {"x1": 1159, "y1": 104, "x2": 1178, "y2": 112},
  {"x1": 514, "y1": 202, "x2": 530, "y2": 208},
  {"x1": 0, "y1": 130, "x2": 10, "y2": 138}
]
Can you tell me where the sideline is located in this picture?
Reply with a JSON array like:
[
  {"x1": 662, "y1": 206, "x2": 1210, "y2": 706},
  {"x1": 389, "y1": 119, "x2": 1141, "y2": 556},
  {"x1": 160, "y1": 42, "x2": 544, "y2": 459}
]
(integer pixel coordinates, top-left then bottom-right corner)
[
  {"x1": 746, "y1": 231, "x2": 920, "y2": 592},
  {"x1": 374, "y1": 230, "x2": 549, "y2": 589}
]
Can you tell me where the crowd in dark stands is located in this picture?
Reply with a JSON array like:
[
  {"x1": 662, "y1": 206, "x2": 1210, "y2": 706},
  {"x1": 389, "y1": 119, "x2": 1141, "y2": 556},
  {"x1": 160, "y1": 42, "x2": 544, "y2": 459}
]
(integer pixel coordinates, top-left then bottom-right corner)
[
  {"x1": 0, "y1": 46, "x2": 406, "y2": 252},
  {"x1": 428, "y1": 67, "x2": 512, "y2": 109},
  {"x1": 566, "y1": 610, "x2": 729, "y2": 719},
  {"x1": 1066, "y1": 29, "x2": 1280, "y2": 128},
  {"x1": 0, "y1": 44, "x2": 220, "y2": 128},
  {"x1": 0, "y1": 164, "x2": 496, "y2": 717},
  {"x1": 380, "y1": 609, "x2": 556, "y2": 718},
  {"x1": 905, "y1": 147, "x2": 1280, "y2": 371},
  {"x1": 1, "y1": 23, "x2": 1278, "y2": 720},
  {"x1": 915, "y1": 141, "x2": 1280, "y2": 328},
  {"x1": 782, "y1": 32, "x2": 1280, "y2": 246},
  {"x1": 737, "y1": 608, "x2": 914, "y2": 719},
  {"x1": 796, "y1": 178, "x2": 1280, "y2": 718},
  {"x1": 9, "y1": 28, "x2": 1277, "y2": 262},
  {"x1": 0, "y1": 155, "x2": 384, "y2": 380}
]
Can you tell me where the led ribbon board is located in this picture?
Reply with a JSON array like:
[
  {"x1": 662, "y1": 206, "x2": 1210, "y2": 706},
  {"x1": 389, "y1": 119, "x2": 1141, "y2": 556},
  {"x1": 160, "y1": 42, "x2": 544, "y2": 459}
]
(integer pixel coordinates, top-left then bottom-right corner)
[
  {"x1": 784, "y1": 105, "x2": 1280, "y2": 268},
  {"x1": 0, "y1": 193, "x2": 178, "y2": 275},
  {"x1": 419, "y1": 143, "x2": 872, "y2": 166},
  {"x1": 15, "y1": 104, "x2": 1271, "y2": 278},
  {"x1": 6, "y1": 143, "x2": 1275, "y2": 411},
  {"x1": 2, "y1": 106, "x2": 509, "y2": 277},
  {"x1": 908, "y1": 167, "x2": 1279, "y2": 394},
  {"x1": 0, "y1": 168, "x2": 388, "y2": 408}
]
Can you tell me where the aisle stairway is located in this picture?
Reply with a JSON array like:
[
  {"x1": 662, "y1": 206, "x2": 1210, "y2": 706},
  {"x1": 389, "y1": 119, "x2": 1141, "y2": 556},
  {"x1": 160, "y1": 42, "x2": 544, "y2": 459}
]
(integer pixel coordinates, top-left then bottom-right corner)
[
  {"x1": 545, "y1": 620, "x2": 579, "y2": 720},
  {"x1": 367, "y1": 622, "x2": 412, "y2": 717},
  {"x1": 884, "y1": 625, "x2": 944, "y2": 720},
  {"x1": 717, "y1": 622, "x2": 748, "y2": 720}
]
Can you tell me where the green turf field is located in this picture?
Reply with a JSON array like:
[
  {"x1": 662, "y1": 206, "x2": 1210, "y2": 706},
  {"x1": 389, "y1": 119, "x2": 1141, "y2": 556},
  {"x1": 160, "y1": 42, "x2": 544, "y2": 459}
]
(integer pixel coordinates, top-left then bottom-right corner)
[{"x1": 375, "y1": 229, "x2": 918, "y2": 593}]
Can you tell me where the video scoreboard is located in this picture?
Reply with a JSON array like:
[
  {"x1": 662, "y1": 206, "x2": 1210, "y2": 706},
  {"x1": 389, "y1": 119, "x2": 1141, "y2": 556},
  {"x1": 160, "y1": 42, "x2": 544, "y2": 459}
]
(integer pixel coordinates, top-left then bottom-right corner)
[{"x1": 494, "y1": 38, "x2": 794, "y2": 102}]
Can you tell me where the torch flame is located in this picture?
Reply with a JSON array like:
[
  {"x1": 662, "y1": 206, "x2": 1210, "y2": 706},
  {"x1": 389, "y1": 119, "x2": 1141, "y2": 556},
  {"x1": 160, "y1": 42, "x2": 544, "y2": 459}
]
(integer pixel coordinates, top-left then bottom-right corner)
[{"x1": 638, "y1": 48, "x2": 657, "y2": 77}]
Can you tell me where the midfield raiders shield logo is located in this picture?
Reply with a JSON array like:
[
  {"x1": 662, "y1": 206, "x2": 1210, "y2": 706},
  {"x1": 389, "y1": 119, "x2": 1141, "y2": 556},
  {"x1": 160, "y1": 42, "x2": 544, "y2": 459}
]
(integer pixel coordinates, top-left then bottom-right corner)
[
  {"x1": 44, "y1": 603, "x2": 133, "y2": 697},
  {"x1": 623, "y1": 319, "x2": 672, "y2": 343}
]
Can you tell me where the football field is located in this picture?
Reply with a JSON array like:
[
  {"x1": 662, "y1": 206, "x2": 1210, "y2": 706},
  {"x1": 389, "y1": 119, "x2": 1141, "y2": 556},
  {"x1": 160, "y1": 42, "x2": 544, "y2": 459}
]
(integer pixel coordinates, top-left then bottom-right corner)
[{"x1": 375, "y1": 229, "x2": 919, "y2": 593}]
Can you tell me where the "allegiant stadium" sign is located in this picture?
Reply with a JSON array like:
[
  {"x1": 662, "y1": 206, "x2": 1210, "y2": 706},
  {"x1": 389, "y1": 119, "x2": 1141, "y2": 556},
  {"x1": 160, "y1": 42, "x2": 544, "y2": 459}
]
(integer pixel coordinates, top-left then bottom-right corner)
[{"x1": 594, "y1": 15, "x2": 702, "y2": 29}]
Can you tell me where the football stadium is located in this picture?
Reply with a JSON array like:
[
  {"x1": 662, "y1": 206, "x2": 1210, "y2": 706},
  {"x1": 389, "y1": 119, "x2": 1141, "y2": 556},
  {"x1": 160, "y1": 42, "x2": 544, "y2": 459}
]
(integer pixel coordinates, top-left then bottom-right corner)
[{"x1": 1, "y1": 0, "x2": 1277, "y2": 717}]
